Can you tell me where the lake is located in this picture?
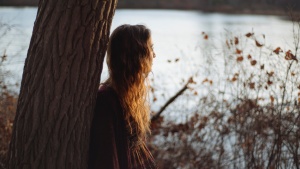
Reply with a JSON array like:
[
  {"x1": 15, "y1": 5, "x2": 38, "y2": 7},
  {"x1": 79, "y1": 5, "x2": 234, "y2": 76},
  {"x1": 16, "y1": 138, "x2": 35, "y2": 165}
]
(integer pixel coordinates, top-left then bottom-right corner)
[{"x1": 0, "y1": 7, "x2": 297, "y2": 120}]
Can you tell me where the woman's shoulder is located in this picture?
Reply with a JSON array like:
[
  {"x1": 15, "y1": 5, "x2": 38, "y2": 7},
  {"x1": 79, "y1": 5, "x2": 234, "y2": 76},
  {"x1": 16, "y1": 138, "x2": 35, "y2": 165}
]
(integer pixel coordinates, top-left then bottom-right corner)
[
  {"x1": 97, "y1": 84, "x2": 115, "y2": 96},
  {"x1": 96, "y1": 84, "x2": 119, "y2": 106}
]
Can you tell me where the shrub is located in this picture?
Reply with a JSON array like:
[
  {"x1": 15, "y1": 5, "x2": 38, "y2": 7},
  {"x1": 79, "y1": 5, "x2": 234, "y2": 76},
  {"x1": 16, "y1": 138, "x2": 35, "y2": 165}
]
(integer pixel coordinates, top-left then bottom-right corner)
[
  {"x1": 149, "y1": 23, "x2": 300, "y2": 168},
  {"x1": 0, "y1": 23, "x2": 18, "y2": 168}
]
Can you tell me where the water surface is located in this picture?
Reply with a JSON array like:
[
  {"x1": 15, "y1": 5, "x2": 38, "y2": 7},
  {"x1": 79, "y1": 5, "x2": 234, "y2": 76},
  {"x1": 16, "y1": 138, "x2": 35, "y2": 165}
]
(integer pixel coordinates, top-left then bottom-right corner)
[{"x1": 0, "y1": 8, "x2": 296, "y2": 119}]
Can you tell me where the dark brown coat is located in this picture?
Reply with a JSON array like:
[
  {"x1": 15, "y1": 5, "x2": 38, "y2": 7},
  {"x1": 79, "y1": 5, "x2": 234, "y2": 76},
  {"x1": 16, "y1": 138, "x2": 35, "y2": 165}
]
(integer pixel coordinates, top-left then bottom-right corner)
[{"x1": 88, "y1": 85, "x2": 156, "y2": 169}]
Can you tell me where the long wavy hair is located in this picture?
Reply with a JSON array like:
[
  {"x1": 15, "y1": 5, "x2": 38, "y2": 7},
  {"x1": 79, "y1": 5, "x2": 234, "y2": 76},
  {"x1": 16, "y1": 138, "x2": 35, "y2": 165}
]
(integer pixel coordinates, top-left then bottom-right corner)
[{"x1": 105, "y1": 24, "x2": 153, "y2": 161}]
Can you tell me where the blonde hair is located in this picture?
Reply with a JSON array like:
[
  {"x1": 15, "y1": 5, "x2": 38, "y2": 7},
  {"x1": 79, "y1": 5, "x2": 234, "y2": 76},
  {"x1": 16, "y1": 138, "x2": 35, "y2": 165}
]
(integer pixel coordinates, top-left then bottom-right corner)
[{"x1": 105, "y1": 24, "x2": 152, "y2": 152}]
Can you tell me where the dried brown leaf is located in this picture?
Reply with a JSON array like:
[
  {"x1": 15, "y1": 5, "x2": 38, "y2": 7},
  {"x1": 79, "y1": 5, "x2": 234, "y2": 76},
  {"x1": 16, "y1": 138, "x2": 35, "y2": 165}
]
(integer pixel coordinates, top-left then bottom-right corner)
[
  {"x1": 247, "y1": 54, "x2": 252, "y2": 59},
  {"x1": 234, "y1": 37, "x2": 239, "y2": 45},
  {"x1": 270, "y1": 95, "x2": 274, "y2": 103},
  {"x1": 204, "y1": 34, "x2": 208, "y2": 40},
  {"x1": 236, "y1": 56, "x2": 244, "y2": 62},
  {"x1": 285, "y1": 50, "x2": 298, "y2": 62},
  {"x1": 273, "y1": 47, "x2": 282, "y2": 54},
  {"x1": 236, "y1": 48, "x2": 242, "y2": 54},
  {"x1": 245, "y1": 32, "x2": 254, "y2": 37},
  {"x1": 249, "y1": 83, "x2": 255, "y2": 89},
  {"x1": 255, "y1": 40, "x2": 263, "y2": 47},
  {"x1": 251, "y1": 60, "x2": 257, "y2": 66}
]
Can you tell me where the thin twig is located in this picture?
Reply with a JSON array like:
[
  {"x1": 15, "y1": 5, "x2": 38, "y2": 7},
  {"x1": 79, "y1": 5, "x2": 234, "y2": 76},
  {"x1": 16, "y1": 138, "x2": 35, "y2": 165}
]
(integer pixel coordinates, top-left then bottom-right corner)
[{"x1": 151, "y1": 77, "x2": 192, "y2": 122}]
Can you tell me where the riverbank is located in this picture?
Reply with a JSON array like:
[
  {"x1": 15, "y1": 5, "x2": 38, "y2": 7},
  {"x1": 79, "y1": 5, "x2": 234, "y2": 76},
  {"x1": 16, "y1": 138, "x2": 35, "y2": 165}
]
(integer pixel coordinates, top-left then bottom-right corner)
[
  {"x1": 198, "y1": 5, "x2": 300, "y2": 17},
  {"x1": 0, "y1": 1, "x2": 299, "y2": 17}
]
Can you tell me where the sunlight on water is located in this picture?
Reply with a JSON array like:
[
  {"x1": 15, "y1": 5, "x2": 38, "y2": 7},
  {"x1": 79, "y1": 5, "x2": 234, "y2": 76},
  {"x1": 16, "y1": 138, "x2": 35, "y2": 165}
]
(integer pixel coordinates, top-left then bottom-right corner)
[{"x1": 0, "y1": 7, "x2": 296, "y2": 121}]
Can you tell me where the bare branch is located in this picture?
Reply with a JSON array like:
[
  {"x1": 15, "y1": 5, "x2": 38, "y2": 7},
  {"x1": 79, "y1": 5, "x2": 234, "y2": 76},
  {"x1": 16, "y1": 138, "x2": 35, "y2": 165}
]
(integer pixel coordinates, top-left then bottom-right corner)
[{"x1": 151, "y1": 77, "x2": 192, "y2": 122}]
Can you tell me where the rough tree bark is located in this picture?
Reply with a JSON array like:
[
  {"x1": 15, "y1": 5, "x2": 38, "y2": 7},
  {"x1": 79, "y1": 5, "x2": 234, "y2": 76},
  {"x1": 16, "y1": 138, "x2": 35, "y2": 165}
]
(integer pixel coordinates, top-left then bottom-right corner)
[{"x1": 7, "y1": 0, "x2": 117, "y2": 168}]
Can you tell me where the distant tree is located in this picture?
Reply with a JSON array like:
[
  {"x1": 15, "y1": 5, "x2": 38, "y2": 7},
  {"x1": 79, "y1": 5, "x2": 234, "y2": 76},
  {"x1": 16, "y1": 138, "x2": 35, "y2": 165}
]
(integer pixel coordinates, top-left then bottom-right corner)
[{"x1": 7, "y1": 0, "x2": 117, "y2": 168}]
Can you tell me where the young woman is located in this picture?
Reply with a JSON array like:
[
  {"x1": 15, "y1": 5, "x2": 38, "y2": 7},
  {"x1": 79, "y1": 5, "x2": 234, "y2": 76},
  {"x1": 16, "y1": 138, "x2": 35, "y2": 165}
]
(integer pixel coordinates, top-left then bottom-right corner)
[{"x1": 88, "y1": 24, "x2": 156, "y2": 169}]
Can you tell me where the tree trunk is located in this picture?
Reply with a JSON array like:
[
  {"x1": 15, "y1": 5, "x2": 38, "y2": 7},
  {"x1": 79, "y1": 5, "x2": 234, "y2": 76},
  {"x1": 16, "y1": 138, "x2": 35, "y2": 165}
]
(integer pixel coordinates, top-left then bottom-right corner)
[{"x1": 7, "y1": 0, "x2": 117, "y2": 168}]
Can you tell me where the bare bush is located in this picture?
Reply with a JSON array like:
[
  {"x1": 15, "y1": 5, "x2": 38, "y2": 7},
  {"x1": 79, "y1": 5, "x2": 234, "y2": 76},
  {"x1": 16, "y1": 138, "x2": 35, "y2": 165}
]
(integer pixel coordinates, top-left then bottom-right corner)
[
  {"x1": 0, "y1": 23, "x2": 18, "y2": 168},
  {"x1": 149, "y1": 16, "x2": 300, "y2": 168}
]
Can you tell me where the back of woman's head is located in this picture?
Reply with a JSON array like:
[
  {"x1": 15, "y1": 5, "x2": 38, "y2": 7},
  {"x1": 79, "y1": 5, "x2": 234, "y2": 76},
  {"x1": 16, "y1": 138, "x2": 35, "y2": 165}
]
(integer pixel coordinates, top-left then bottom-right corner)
[
  {"x1": 107, "y1": 24, "x2": 152, "y2": 87},
  {"x1": 105, "y1": 24, "x2": 153, "y2": 152}
]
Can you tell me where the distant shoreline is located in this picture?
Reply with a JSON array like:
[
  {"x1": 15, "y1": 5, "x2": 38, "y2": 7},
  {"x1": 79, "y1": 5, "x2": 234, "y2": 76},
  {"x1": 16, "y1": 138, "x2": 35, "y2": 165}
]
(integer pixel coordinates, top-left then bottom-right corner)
[
  {"x1": 116, "y1": 6, "x2": 298, "y2": 17},
  {"x1": 0, "y1": 5, "x2": 298, "y2": 18},
  {"x1": 199, "y1": 7, "x2": 299, "y2": 17}
]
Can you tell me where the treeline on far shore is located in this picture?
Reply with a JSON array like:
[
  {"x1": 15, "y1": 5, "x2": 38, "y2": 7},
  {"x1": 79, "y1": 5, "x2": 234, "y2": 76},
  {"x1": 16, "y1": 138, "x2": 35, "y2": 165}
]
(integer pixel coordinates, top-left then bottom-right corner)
[{"x1": 0, "y1": 0, "x2": 300, "y2": 15}]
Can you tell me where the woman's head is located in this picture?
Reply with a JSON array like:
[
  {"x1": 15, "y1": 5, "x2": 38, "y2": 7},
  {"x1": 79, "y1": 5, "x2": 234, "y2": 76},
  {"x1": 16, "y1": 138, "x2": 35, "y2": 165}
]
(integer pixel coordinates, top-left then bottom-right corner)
[
  {"x1": 105, "y1": 24, "x2": 155, "y2": 150},
  {"x1": 107, "y1": 24, "x2": 154, "y2": 82}
]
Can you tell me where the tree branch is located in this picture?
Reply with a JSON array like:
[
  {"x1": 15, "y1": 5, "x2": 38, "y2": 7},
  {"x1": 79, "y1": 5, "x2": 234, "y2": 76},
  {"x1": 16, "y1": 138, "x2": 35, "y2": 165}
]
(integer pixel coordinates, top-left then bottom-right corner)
[{"x1": 151, "y1": 77, "x2": 192, "y2": 122}]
